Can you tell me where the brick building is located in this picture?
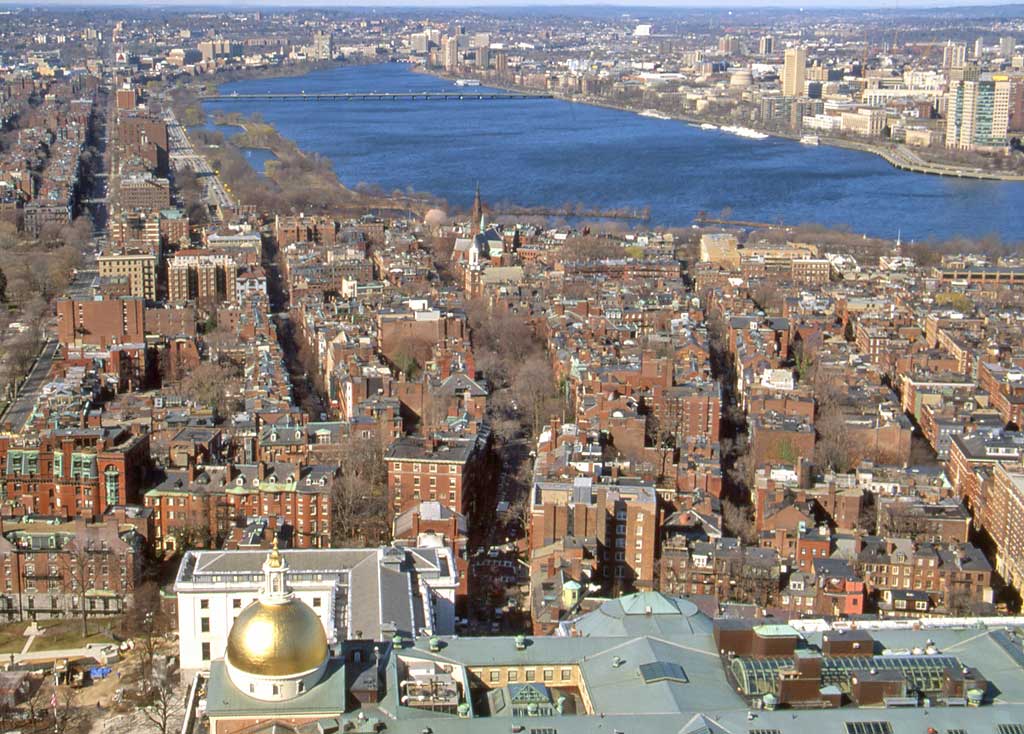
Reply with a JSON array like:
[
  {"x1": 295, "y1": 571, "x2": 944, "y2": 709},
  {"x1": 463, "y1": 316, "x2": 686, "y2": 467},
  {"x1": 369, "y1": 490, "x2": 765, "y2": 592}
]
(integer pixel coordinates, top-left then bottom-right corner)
[
  {"x1": 393, "y1": 500, "x2": 469, "y2": 605},
  {"x1": 117, "y1": 113, "x2": 169, "y2": 175},
  {"x1": 658, "y1": 538, "x2": 780, "y2": 606},
  {"x1": 56, "y1": 296, "x2": 146, "y2": 348},
  {"x1": 855, "y1": 537, "x2": 992, "y2": 615},
  {"x1": 167, "y1": 249, "x2": 239, "y2": 306},
  {"x1": 749, "y1": 412, "x2": 816, "y2": 469},
  {"x1": 385, "y1": 433, "x2": 488, "y2": 517},
  {"x1": 647, "y1": 381, "x2": 721, "y2": 444},
  {"x1": 0, "y1": 427, "x2": 151, "y2": 519},
  {"x1": 982, "y1": 462, "x2": 1024, "y2": 594},
  {"x1": 144, "y1": 462, "x2": 335, "y2": 552},
  {"x1": 117, "y1": 174, "x2": 171, "y2": 211},
  {"x1": 110, "y1": 209, "x2": 161, "y2": 249},
  {"x1": 0, "y1": 516, "x2": 145, "y2": 621},
  {"x1": 530, "y1": 477, "x2": 658, "y2": 593}
]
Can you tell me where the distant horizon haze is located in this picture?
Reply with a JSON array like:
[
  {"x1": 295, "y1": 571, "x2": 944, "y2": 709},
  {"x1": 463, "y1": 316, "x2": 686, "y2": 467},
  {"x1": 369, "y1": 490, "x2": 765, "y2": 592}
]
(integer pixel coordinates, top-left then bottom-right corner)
[{"x1": 5, "y1": 0, "x2": 1024, "y2": 8}]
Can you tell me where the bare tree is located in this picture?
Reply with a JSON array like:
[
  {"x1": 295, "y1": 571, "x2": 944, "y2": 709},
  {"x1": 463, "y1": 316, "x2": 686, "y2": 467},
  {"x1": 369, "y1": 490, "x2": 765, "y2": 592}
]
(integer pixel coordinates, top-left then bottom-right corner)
[
  {"x1": 722, "y1": 499, "x2": 757, "y2": 544},
  {"x1": 140, "y1": 679, "x2": 183, "y2": 734},
  {"x1": 645, "y1": 413, "x2": 679, "y2": 484},
  {"x1": 122, "y1": 582, "x2": 172, "y2": 687},
  {"x1": 331, "y1": 437, "x2": 388, "y2": 544},
  {"x1": 51, "y1": 685, "x2": 85, "y2": 734},
  {"x1": 814, "y1": 408, "x2": 854, "y2": 474},
  {"x1": 511, "y1": 354, "x2": 561, "y2": 438},
  {"x1": 558, "y1": 235, "x2": 624, "y2": 262},
  {"x1": 944, "y1": 577, "x2": 976, "y2": 617},
  {"x1": 178, "y1": 362, "x2": 240, "y2": 418},
  {"x1": 61, "y1": 544, "x2": 92, "y2": 638},
  {"x1": 168, "y1": 518, "x2": 213, "y2": 554}
]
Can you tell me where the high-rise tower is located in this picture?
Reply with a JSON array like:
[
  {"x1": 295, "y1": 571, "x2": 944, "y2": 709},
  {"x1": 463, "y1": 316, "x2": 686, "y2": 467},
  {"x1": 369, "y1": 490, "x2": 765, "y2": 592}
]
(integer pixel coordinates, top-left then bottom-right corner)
[{"x1": 783, "y1": 47, "x2": 807, "y2": 97}]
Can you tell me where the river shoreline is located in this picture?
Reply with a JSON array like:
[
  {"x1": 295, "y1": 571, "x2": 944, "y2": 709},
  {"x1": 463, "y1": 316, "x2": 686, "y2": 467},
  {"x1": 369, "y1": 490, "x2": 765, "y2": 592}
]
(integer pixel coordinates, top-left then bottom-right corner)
[
  {"x1": 415, "y1": 66, "x2": 1024, "y2": 183},
  {"x1": 190, "y1": 62, "x2": 1024, "y2": 239},
  {"x1": 190, "y1": 89, "x2": 441, "y2": 218}
]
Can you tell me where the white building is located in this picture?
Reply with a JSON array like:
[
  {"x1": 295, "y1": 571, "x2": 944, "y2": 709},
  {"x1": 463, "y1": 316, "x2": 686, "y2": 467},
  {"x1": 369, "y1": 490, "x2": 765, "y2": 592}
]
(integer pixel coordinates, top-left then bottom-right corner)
[{"x1": 175, "y1": 545, "x2": 458, "y2": 673}]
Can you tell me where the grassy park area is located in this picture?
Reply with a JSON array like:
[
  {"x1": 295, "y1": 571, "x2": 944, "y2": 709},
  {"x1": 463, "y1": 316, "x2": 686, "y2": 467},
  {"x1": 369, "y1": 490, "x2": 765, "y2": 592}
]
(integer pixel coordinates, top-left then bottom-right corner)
[{"x1": 0, "y1": 617, "x2": 119, "y2": 655}]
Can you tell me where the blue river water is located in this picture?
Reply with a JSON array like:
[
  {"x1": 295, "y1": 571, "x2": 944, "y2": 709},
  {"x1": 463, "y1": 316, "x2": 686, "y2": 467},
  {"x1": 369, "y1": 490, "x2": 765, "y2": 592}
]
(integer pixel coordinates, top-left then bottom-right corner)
[
  {"x1": 190, "y1": 122, "x2": 276, "y2": 177},
  {"x1": 202, "y1": 63, "x2": 1024, "y2": 242}
]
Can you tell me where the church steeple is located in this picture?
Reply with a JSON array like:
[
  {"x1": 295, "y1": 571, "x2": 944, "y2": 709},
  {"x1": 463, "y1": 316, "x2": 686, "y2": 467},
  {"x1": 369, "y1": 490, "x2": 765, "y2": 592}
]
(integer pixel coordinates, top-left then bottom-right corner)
[{"x1": 471, "y1": 182, "x2": 484, "y2": 235}]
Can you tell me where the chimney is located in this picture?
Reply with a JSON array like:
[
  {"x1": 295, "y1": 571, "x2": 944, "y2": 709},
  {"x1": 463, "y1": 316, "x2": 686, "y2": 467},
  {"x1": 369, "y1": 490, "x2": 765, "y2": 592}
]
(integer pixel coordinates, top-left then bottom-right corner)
[
  {"x1": 257, "y1": 461, "x2": 268, "y2": 480},
  {"x1": 186, "y1": 456, "x2": 197, "y2": 482}
]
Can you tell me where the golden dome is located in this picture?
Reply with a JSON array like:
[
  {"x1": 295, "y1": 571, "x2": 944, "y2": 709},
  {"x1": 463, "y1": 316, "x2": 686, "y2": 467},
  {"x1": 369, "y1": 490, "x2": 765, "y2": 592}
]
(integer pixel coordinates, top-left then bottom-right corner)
[{"x1": 225, "y1": 598, "x2": 328, "y2": 677}]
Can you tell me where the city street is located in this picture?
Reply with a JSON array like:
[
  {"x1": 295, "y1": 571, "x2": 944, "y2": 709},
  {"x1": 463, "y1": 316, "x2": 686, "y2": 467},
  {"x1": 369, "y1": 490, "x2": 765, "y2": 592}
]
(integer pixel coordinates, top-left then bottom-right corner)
[
  {"x1": 2, "y1": 337, "x2": 58, "y2": 431},
  {"x1": 165, "y1": 111, "x2": 235, "y2": 214}
]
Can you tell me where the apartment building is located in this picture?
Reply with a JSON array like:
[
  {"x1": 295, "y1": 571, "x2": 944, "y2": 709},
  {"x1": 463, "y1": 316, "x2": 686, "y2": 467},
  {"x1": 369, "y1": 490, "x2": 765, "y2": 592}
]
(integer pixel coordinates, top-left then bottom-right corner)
[{"x1": 530, "y1": 477, "x2": 658, "y2": 592}]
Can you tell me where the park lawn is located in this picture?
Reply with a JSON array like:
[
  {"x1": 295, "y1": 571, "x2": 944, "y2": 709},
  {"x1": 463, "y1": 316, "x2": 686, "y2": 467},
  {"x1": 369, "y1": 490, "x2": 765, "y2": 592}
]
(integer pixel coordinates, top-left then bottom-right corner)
[
  {"x1": 0, "y1": 621, "x2": 30, "y2": 653},
  {"x1": 29, "y1": 619, "x2": 116, "y2": 652}
]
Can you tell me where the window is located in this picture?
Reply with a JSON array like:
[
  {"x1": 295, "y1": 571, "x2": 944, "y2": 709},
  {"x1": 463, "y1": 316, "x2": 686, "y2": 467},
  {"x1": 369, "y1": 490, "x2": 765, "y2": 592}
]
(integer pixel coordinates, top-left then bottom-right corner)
[
  {"x1": 560, "y1": 668, "x2": 571, "y2": 681},
  {"x1": 201, "y1": 642, "x2": 210, "y2": 661},
  {"x1": 233, "y1": 599, "x2": 241, "y2": 609},
  {"x1": 844, "y1": 723, "x2": 893, "y2": 734},
  {"x1": 200, "y1": 618, "x2": 210, "y2": 633},
  {"x1": 543, "y1": 669, "x2": 553, "y2": 681},
  {"x1": 313, "y1": 597, "x2": 322, "y2": 607},
  {"x1": 526, "y1": 669, "x2": 535, "y2": 681},
  {"x1": 104, "y1": 466, "x2": 120, "y2": 505},
  {"x1": 200, "y1": 599, "x2": 209, "y2": 610},
  {"x1": 489, "y1": 671, "x2": 500, "y2": 683},
  {"x1": 508, "y1": 670, "x2": 519, "y2": 682},
  {"x1": 272, "y1": 685, "x2": 279, "y2": 696}
]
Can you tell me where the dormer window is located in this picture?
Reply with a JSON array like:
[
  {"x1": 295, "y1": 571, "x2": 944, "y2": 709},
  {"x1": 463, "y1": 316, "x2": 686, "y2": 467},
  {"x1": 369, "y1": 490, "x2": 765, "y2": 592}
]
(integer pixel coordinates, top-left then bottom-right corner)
[
  {"x1": 253, "y1": 478, "x2": 260, "y2": 487},
  {"x1": 236, "y1": 477, "x2": 244, "y2": 486}
]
